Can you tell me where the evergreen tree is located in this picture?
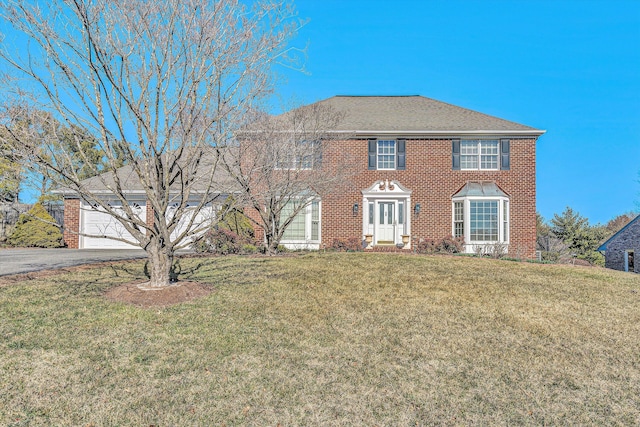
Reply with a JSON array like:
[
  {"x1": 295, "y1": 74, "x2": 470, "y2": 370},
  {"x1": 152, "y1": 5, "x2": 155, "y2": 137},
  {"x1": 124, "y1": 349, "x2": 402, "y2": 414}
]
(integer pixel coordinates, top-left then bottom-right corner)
[
  {"x1": 9, "y1": 202, "x2": 63, "y2": 248},
  {"x1": 550, "y1": 207, "x2": 605, "y2": 265}
]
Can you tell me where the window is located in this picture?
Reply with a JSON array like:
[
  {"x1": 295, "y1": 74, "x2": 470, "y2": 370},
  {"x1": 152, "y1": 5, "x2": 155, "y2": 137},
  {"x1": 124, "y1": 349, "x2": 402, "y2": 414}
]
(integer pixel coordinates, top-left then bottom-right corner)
[
  {"x1": 470, "y1": 200, "x2": 498, "y2": 241},
  {"x1": 461, "y1": 140, "x2": 498, "y2": 170},
  {"x1": 452, "y1": 198, "x2": 509, "y2": 244},
  {"x1": 377, "y1": 140, "x2": 396, "y2": 169},
  {"x1": 453, "y1": 139, "x2": 510, "y2": 171},
  {"x1": 368, "y1": 139, "x2": 406, "y2": 170},
  {"x1": 276, "y1": 140, "x2": 321, "y2": 170},
  {"x1": 454, "y1": 201, "x2": 464, "y2": 238},
  {"x1": 281, "y1": 200, "x2": 320, "y2": 242},
  {"x1": 503, "y1": 201, "x2": 509, "y2": 242}
]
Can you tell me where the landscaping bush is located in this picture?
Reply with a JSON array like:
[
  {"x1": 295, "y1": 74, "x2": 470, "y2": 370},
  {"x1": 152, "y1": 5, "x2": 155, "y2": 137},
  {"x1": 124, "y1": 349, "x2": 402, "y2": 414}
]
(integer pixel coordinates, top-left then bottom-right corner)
[
  {"x1": 436, "y1": 235, "x2": 464, "y2": 254},
  {"x1": 415, "y1": 238, "x2": 437, "y2": 254},
  {"x1": 330, "y1": 237, "x2": 362, "y2": 252},
  {"x1": 193, "y1": 228, "x2": 248, "y2": 255},
  {"x1": 415, "y1": 236, "x2": 464, "y2": 254},
  {"x1": 217, "y1": 197, "x2": 254, "y2": 239},
  {"x1": 8, "y1": 202, "x2": 63, "y2": 248}
]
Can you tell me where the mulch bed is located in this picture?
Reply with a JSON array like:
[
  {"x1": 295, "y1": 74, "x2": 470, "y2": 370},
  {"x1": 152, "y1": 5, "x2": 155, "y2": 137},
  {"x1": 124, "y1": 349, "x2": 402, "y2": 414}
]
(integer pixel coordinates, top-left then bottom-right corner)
[{"x1": 105, "y1": 281, "x2": 213, "y2": 308}]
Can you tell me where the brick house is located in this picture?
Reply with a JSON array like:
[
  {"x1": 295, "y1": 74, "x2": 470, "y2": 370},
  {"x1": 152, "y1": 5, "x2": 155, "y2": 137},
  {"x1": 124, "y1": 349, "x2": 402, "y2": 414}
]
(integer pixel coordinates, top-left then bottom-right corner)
[
  {"x1": 61, "y1": 95, "x2": 544, "y2": 255},
  {"x1": 273, "y1": 95, "x2": 544, "y2": 256},
  {"x1": 598, "y1": 215, "x2": 640, "y2": 273}
]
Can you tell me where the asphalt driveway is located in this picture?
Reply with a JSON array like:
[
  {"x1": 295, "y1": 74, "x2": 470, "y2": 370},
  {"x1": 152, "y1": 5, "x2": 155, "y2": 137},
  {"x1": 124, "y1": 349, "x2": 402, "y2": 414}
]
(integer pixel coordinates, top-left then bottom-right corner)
[{"x1": 0, "y1": 249, "x2": 147, "y2": 276}]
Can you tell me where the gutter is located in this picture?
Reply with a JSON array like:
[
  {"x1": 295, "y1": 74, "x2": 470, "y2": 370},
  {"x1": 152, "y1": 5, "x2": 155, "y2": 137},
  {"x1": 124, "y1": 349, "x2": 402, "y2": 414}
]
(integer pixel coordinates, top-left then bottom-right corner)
[{"x1": 331, "y1": 130, "x2": 547, "y2": 137}]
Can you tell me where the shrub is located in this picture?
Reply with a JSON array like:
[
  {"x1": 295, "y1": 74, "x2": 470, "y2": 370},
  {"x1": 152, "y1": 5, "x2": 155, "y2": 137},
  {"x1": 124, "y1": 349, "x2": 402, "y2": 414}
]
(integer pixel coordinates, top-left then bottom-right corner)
[
  {"x1": 217, "y1": 197, "x2": 254, "y2": 240},
  {"x1": 485, "y1": 242, "x2": 508, "y2": 259},
  {"x1": 436, "y1": 235, "x2": 464, "y2": 254},
  {"x1": 330, "y1": 237, "x2": 362, "y2": 252},
  {"x1": 240, "y1": 243, "x2": 258, "y2": 254},
  {"x1": 193, "y1": 228, "x2": 253, "y2": 255},
  {"x1": 415, "y1": 238, "x2": 437, "y2": 254},
  {"x1": 9, "y1": 203, "x2": 63, "y2": 248},
  {"x1": 541, "y1": 251, "x2": 560, "y2": 263}
]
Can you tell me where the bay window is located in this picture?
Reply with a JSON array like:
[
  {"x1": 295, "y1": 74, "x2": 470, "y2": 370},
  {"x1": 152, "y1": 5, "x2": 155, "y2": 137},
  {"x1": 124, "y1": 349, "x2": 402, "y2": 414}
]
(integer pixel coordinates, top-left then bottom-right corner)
[
  {"x1": 452, "y1": 181, "x2": 510, "y2": 252},
  {"x1": 281, "y1": 200, "x2": 320, "y2": 243}
]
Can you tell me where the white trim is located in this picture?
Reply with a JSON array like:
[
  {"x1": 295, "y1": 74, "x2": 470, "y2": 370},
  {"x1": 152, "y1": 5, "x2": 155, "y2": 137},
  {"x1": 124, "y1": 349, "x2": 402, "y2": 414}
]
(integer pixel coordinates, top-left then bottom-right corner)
[
  {"x1": 451, "y1": 196, "x2": 510, "y2": 254},
  {"x1": 330, "y1": 130, "x2": 546, "y2": 137},
  {"x1": 242, "y1": 130, "x2": 546, "y2": 136},
  {"x1": 361, "y1": 180, "x2": 412, "y2": 248},
  {"x1": 280, "y1": 199, "x2": 321, "y2": 250}
]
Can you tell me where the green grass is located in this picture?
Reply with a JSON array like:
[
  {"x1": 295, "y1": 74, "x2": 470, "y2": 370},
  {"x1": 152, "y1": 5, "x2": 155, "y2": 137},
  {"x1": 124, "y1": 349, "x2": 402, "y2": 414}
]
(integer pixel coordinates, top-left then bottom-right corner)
[{"x1": 1, "y1": 253, "x2": 639, "y2": 425}]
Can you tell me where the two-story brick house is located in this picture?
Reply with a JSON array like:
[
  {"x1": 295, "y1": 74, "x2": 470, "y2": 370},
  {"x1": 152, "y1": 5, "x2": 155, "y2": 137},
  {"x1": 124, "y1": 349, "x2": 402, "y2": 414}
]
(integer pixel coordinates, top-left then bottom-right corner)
[
  {"x1": 61, "y1": 95, "x2": 544, "y2": 256},
  {"x1": 275, "y1": 95, "x2": 544, "y2": 256}
]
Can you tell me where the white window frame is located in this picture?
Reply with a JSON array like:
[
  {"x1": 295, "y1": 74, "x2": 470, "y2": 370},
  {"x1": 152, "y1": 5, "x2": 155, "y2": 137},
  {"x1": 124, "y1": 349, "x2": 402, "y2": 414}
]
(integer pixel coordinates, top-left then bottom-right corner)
[
  {"x1": 377, "y1": 139, "x2": 396, "y2": 170},
  {"x1": 460, "y1": 139, "x2": 499, "y2": 171},
  {"x1": 280, "y1": 199, "x2": 321, "y2": 247},
  {"x1": 452, "y1": 196, "x2": 510, "y2": 251}
]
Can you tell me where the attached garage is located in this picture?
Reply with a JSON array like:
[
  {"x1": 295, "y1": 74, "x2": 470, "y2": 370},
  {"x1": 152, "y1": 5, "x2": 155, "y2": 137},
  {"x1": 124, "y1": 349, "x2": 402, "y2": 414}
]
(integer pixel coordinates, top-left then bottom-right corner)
[
  {"x1": 168, "y1": 203, "x2": 216, "y2": 242},
  {"x1": 79, "y1": 200, "x2": 146, "y2": 249},
  {"x1": 58, "y1": 155, "x2": 237, "y2": 249}
]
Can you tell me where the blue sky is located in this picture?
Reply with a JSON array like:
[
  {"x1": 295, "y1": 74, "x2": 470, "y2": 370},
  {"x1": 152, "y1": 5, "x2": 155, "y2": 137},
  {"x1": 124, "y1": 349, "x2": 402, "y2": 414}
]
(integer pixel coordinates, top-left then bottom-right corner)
[{"x1": 275, "y1": 0, "x2": 640, "y2": 224}]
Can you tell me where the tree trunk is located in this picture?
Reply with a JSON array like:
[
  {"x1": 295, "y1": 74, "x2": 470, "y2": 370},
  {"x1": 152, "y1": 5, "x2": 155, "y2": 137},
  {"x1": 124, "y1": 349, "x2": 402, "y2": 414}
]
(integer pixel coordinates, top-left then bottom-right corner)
[
  {"x1": 145, "y1": 237, "x2": 174, "y2": 288},
  {"x1": 263, "y1": 227, "x2": 279, "y2": 256}
]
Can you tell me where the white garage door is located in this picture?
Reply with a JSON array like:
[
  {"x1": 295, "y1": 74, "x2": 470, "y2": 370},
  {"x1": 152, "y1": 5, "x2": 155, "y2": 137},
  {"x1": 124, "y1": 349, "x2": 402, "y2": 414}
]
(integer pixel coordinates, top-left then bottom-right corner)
[
  {"x1": 81, "y1": 201, "x2": 146, "y2": 249},
  {"x1": 169, "y1": 204, "x2": 215, "y2": 242}
]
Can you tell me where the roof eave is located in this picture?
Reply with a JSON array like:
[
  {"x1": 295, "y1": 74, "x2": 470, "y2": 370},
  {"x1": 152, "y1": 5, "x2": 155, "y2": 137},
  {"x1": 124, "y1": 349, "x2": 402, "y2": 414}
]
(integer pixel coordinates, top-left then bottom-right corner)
[{"x1": 332, "y1": 129, "x2": 546, "y2": 137}]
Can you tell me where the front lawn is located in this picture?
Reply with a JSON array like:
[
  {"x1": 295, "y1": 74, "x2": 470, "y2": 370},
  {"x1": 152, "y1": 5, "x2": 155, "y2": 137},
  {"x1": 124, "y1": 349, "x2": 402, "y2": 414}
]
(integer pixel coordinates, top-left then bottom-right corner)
[{"x1": 1, "y1": 253, "x2": 639, "y2": 425}]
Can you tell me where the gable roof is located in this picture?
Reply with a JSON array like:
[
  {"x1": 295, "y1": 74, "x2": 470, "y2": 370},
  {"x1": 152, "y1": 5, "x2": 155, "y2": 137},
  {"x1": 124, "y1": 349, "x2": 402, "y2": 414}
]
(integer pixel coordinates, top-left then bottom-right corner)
[
  {"x1": 310, "y1": 95, "x2": 545, "y2": 137},
  {"x1": 598, "y1": 214, "x2": 640, "y2": 252},
  {"x1": 55, "y1": 148, "x2": 240, "y2": 196}
]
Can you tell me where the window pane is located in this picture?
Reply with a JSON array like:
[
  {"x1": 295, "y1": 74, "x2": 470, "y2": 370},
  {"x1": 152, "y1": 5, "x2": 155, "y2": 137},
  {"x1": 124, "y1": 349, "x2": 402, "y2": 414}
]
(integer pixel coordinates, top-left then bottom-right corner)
[
  {"x1": 503, "y1": 201, "x2": 509, "y2": 242},
  {"x1": 377, "y1": 140, "x2": 396, "y2": 169},
  {"x1": 460, "y1": 140, "x2": 478, "y2": 169},
  {"x1": 311, "y1": 201, "x2": 319, "y2": 240},
  {"x1": 281, "y1": 202, "x2": 306, "y2": 240},
  {"x1": 398, "y1": 202, "x2": 404, "y2": 226},
  {"x1": 379, "y1": 203, "x2": 384, "y2": 225},
  {"x1": 469, "y1": 200, "x2": 498, "y2": 241},
  {"x1": 480, "y1": 140, "x2": 499, "y2": 169},
  {"x1": 368, "y1": 202, "x2": 374, "y2": 225},
  {"x1": 454, "y1": 201, "x2": 464, "y2": 238}
]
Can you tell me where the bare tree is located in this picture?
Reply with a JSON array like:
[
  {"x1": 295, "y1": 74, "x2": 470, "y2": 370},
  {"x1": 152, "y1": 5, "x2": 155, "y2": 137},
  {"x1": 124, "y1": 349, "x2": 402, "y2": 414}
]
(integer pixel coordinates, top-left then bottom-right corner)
[
  {"x1": 0, "y1": 0, "x2": 302, "y2": 287},
  {"x1": 223, "y1": 103, "x2": 355, "y2": 254}
]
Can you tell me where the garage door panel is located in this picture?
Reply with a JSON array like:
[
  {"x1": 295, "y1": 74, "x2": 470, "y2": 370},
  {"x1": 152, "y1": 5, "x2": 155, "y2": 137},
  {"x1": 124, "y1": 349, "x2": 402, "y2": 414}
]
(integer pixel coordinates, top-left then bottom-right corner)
[
  {"x1": 169, "y1": 206, "x2": 215, "y2": 242},
  {"x1": 81, "y1": 202, "x2": 146, "y2": 249}
]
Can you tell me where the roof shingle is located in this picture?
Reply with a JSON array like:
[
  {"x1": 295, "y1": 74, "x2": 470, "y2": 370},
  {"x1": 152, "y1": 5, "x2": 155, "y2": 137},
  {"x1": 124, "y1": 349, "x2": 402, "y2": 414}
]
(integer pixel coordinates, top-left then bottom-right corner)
[{"x1": 309, "y1": 95, "x2": 543, "y2": 135}]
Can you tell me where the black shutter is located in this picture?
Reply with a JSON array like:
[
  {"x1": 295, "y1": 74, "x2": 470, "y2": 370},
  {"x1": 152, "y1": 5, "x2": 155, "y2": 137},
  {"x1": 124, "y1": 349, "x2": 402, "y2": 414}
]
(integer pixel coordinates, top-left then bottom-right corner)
[
  {"x1": 314, "y1": 140, "x2": 322, "y2": 168},
  {"x1": 368, "y1": 139, "x2": 377, "y2": 170},
  {"x1": 452, "y1": 139, "x2": 460, "y2": 170},
  {"x1": 500, "y1": 139, "x2": 510, "y2": 170},
  {"x1": 396, "y1": 139, "x2": 406, "y2": 170}
]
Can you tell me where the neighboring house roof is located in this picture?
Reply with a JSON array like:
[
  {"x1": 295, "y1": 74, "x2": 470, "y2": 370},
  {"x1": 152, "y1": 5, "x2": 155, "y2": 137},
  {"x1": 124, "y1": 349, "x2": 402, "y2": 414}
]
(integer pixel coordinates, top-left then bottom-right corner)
[
  {"x1": 598, "y1": 214, "x2": 640, "y2": 252},
  {"x1": 452, "y1": 181, "x2": 508, "y2": 198},
  {"x1": 310, "y1": 95, "x2": 545, "y2": 137}
]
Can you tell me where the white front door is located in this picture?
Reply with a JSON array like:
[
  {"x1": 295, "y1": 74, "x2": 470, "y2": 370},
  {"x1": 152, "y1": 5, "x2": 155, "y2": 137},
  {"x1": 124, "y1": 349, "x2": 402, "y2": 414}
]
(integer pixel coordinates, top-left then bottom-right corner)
[{"x1": 377, "y1": 202, "x2": 396, "y2": 244}]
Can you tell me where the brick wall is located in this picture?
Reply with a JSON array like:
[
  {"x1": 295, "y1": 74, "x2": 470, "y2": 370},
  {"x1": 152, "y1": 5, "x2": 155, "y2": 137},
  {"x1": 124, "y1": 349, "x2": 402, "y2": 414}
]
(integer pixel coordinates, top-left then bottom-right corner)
[
  {"x1": 321, "y1": 137, "x2": 538, "y2": 257},
  {"x1": 63, "y1": 198, "x2": 80, "y2": 249},
  {"x1": 146, "y1": 200, "x2": 154, "y2": 233}
]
